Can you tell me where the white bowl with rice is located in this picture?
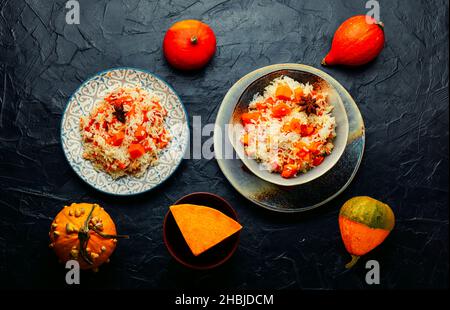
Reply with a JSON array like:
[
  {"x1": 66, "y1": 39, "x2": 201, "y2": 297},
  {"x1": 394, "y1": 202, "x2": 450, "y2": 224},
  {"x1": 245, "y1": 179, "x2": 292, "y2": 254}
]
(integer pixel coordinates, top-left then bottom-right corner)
[{"x1": 229, "y1": 69, "x2": 349, "y2": 186}]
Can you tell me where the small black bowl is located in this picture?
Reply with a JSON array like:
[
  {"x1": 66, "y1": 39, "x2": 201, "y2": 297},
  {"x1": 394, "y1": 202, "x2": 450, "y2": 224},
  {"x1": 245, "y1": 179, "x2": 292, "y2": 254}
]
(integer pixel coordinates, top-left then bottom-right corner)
[{"x1": 163, "y1": 192, "x2": 241, "y2": 270}]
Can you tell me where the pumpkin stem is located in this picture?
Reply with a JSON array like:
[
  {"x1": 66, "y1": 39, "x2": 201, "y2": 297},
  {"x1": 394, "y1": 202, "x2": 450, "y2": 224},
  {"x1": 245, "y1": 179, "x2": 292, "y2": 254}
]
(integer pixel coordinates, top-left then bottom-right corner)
[
  {"x1": 77, "y1": 204, "x2": 98, "y2": 265},
  {"x1": 92, "y1": 227, "x2": 129, "y2": 239},
  {"x1": 376, "y1": 21, "x2": 384, "y2": 31},
  {"x1": 190, "y1": 35, "x2": 198, "y2": 45},
  {"x1": 78, "y1": 230, "x2": 93, "y2": 265},
  {"x1": 76, "y1": 204, "x2": 129, "y2": 266},
  {"x1": 78, "y1": 205, "x2": 96, "y2": 265},
  {"x1": 345, "y1": 255, "x2": 360, "y2": 269},
  {"x1": 84, "y1": 204, "x2": 97, "y2": 230}
]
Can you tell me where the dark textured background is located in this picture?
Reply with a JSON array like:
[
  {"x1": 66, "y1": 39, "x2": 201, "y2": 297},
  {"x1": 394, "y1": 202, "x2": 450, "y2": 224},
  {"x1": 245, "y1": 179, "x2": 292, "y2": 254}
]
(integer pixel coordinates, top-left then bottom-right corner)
[{"x1": 0, "y1": 0, "x2": 448, "y2": 289}]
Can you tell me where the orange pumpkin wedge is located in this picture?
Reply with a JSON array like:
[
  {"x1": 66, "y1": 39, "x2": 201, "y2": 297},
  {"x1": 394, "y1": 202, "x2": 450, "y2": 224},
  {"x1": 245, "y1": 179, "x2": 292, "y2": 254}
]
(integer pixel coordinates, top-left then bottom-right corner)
[
  {"x1": 339, "y1": 196, "x2": 395, "y2": 269},
  {"x1": 170, "y1": 204, "x2": 242, "y2": 256}
]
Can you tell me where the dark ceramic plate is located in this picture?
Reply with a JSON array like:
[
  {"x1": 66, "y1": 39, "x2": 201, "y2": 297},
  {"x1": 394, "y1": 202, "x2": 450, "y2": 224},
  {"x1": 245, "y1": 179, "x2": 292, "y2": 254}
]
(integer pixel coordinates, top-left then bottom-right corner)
[
  {"x1": 229, "y1": 69, "x2": 349, "y2": 186},
  {"x1": 163, "y1": 192, "x2": 241, "y2": 270},
  {"x1": 214, "y1": 64, "x2": 365, "y2": 212}
]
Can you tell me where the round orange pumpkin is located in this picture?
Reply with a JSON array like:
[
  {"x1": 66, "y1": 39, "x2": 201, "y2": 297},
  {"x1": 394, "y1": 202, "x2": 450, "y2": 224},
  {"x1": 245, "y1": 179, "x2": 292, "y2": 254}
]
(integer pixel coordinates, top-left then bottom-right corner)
[
  {"x1": 163, "y1": 19, "x2": 216, "y2": 70},
  {"x1": 49, "y1": 203, "x2": 128, "y2": 271}
]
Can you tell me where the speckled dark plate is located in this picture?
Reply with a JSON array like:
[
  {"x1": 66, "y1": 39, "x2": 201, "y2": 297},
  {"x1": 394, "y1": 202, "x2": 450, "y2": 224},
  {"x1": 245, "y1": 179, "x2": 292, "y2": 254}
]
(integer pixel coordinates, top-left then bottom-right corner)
[
  {"x1": 163, "y1": 192, "x2": 241, "y2": 270},
  {"x1": 214, "y1": 64, "x2": 365, "y2": 213}
]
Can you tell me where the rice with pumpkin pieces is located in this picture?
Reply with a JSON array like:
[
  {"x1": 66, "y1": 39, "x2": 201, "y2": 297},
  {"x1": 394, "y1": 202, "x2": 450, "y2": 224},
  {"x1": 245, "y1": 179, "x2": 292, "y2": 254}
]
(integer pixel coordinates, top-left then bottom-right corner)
[
  {"x1": 240, "y1": 76, "x2": 336, "y2": 178},
  {"x1": 80, "y1": 87, "x2": 171, "y2": 179}
]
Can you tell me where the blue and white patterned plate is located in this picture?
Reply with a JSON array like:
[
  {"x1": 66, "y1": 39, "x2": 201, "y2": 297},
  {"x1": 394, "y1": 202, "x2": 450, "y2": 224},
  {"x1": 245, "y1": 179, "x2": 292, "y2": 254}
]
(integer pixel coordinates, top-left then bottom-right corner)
[{"x1": 61, "y1": 68, "x2": 189, "y2": 196}]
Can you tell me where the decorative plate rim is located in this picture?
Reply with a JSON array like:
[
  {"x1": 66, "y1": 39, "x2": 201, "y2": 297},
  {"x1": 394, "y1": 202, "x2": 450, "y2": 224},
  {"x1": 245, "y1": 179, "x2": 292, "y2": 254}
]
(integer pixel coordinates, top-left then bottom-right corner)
[
  {"x1": 60, "y1": 67, "x2": 189, "y2": 196},
  {"x1": 214, "y1": 63, "x2": 365, "y2": 213}
]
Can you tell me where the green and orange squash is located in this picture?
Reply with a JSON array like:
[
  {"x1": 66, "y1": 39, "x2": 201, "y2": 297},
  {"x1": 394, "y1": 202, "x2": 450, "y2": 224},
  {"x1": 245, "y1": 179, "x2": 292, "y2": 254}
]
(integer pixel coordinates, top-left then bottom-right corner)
[{"x1": 339, "y1": 196, "x2": 395, "y2": 268}]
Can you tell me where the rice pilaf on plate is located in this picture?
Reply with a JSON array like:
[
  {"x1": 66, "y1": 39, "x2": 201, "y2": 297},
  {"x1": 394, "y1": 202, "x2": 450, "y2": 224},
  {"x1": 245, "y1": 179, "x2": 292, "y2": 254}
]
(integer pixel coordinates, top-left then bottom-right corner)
[{"x1": 80, "y1": 87, "x2": 171, "y2": 179}]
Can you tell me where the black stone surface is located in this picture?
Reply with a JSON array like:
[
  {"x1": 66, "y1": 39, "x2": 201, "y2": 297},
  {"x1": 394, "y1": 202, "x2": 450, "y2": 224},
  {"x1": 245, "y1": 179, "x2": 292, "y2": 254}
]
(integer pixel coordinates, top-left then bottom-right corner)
[{"x1": 0, "y1": 0, "x2": 448, "y2": 289}]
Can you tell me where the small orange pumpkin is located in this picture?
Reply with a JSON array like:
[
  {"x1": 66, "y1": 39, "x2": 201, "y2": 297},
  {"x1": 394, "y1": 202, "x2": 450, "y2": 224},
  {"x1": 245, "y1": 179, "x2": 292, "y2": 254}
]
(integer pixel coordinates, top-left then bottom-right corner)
[
  {"x1": 49, "y1": 203, "x2": 128, "y2": 271},
  {"x1": 163, "y1": 19, "x2": 216, "y2": 70}
]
